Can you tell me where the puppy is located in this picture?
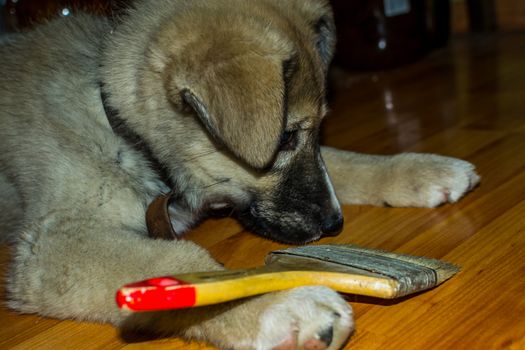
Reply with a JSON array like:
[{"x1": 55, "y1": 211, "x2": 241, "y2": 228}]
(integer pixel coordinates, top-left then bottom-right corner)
[{"x1": 0, "y1": 0, "x2": 479, "y2": 349}]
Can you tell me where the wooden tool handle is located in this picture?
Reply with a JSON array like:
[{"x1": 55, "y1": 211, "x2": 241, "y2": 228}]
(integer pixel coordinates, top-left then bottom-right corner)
[{"x1": 116, "y1": 268, "x2": 399, "y2": 312}]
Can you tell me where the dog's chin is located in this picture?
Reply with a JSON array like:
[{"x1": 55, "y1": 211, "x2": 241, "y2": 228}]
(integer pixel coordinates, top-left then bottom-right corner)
[{"x1": 234, "y1": 210, "x2": 323, "y2": 245}]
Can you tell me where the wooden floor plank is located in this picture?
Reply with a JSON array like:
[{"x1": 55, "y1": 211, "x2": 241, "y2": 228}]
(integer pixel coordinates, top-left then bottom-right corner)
[
  {"x1": 358, "y1": 201, "x2": 525, "y2": 349},
  {"x1": 351, "y1": 199, "x2": 525, "y2": 349},
  {"x1": 0, "y1": 315, "x2": 61, "y2": 349},
  {"x1": 6, "y1": 321, "x2": 122, "y2": 350}
]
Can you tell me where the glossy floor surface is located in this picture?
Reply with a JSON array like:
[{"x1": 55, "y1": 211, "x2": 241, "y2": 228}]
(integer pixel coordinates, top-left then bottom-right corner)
[{"x1": 1, "y1": 33, "x2": 525, "y2": 349}]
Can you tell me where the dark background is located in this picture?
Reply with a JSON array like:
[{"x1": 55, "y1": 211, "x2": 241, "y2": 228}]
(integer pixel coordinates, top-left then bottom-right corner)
[{"x1": 0, "y1": 0, "x2": 522, "y2": 70}]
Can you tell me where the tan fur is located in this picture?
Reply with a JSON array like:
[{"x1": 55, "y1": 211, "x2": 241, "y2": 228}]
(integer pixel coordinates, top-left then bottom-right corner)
[{"x1": 0, "y1": 0, "x2": 478, "y2": 349}]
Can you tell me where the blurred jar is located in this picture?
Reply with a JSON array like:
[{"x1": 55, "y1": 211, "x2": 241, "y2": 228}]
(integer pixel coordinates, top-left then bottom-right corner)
[
  {"x1": 331, "y1": 0, "x2": 450, "y2": 70},
  {"x1": 1, "y1": 0, "x2": 132, "y2": 31}
]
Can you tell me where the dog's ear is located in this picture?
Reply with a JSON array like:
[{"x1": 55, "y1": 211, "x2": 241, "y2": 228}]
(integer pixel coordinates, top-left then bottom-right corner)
[
  {"x1": 288, "y1": 0, "x2": 336, "y2": 69},
  {"x1": 314, "y1": 16, "x2": 336, "y2": 69},
  {"x1": 174, "y1": 54, "x2": 284, "y2": 169}
]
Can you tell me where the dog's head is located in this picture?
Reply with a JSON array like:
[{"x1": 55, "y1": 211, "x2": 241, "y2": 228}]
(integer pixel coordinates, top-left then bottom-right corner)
[{"x1": 103, "y1": 0, "x2": 342, "y2": 244}]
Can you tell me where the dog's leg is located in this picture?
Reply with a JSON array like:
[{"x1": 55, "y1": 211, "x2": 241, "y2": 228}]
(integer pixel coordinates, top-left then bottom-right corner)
[
  {"x1": 321, "y1": 146, "x2": 480, "y2": 208},
  {"x1": 7, "y1": 217, "x2": 353, "y2": 350},
  {"x1": 0, "y1": 173, "x2": 23, "y2": 243}
]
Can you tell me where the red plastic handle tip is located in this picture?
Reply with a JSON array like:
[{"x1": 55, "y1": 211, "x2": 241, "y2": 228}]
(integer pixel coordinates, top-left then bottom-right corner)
[{"x1": 116, "y1": 276, "x2": 196, "y2": 312}]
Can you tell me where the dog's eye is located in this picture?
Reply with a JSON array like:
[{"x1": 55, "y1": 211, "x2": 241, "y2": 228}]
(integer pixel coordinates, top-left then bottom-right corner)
[{"x1": 279, "y1": 130, "x2": 298, "y2": 151}]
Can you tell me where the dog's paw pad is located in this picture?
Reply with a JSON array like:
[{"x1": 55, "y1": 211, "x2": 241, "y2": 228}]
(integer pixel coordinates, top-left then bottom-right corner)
[
  {"x1": 257, "y1": 287, "x2": 353, "y2": 350},
  {"x1": 305, "y1": 326, "x2": 334, "y2": 350},
  {"x1": 303, "y1": 338, "x2": 329, "y2": 350},
  {"x1": 272, "y1": 335, "x2": 297, "y2": 350},
  {"x1": 417, "y1": 159, "x2": 480, "y2": 207},
  {"x1": 386, "y1": 154, "x2": 480, "y2": 208},
  {"x1": 272, "y1": 326, "x2": 335, "y2": 350}
]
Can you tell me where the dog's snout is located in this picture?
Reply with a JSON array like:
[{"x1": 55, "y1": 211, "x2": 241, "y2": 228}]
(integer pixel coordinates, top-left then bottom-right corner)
[{"x1": 320, "y1": 213, "x2": 344, "y2": 237}]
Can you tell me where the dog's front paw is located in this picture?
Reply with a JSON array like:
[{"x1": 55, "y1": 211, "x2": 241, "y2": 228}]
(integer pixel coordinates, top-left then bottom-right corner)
[
  {"x1": 123, "y1": 283, "x2": 352, "y2": 349},
  {"x1": 383, "y1": 153, "x2": 480, "y2": 208},
  {"x1": 251, "y1": 287, "x2": 353, "y2": 350}
]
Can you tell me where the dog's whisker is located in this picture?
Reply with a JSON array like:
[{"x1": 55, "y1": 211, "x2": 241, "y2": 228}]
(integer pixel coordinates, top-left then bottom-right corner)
[
  {"x1": 184, "y1": 149, "x2": 220, "y2": 162},
  {"x1": 225, "y1": 206, "x2": 237, "y2": 218},
  {"x1": 176, "y1": 178, "x2": 232, "y2": 194},
  {"x1": 203, "y1": 178, "x2": 231, "y2": 189}
]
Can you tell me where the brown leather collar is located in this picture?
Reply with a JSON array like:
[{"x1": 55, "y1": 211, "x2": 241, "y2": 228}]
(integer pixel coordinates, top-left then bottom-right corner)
[{"x1": 145, "y1": 192, "x2": 178, "y2": 240}]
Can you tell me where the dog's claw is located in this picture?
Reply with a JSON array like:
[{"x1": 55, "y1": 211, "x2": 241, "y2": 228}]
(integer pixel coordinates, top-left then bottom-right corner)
[{"x1": 318, "y1": 326, "x2": 334, "y2": 347}]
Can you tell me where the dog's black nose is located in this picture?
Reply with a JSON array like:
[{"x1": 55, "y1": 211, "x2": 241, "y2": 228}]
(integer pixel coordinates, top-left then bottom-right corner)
[{"x1": 321, "y1": 214, "x2": 344, "y2": 237}]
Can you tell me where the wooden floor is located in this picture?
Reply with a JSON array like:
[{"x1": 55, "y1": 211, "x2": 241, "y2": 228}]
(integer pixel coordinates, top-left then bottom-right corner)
[{"x1": 2, "y1": 33, "x2": 525, "y2": 349}]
